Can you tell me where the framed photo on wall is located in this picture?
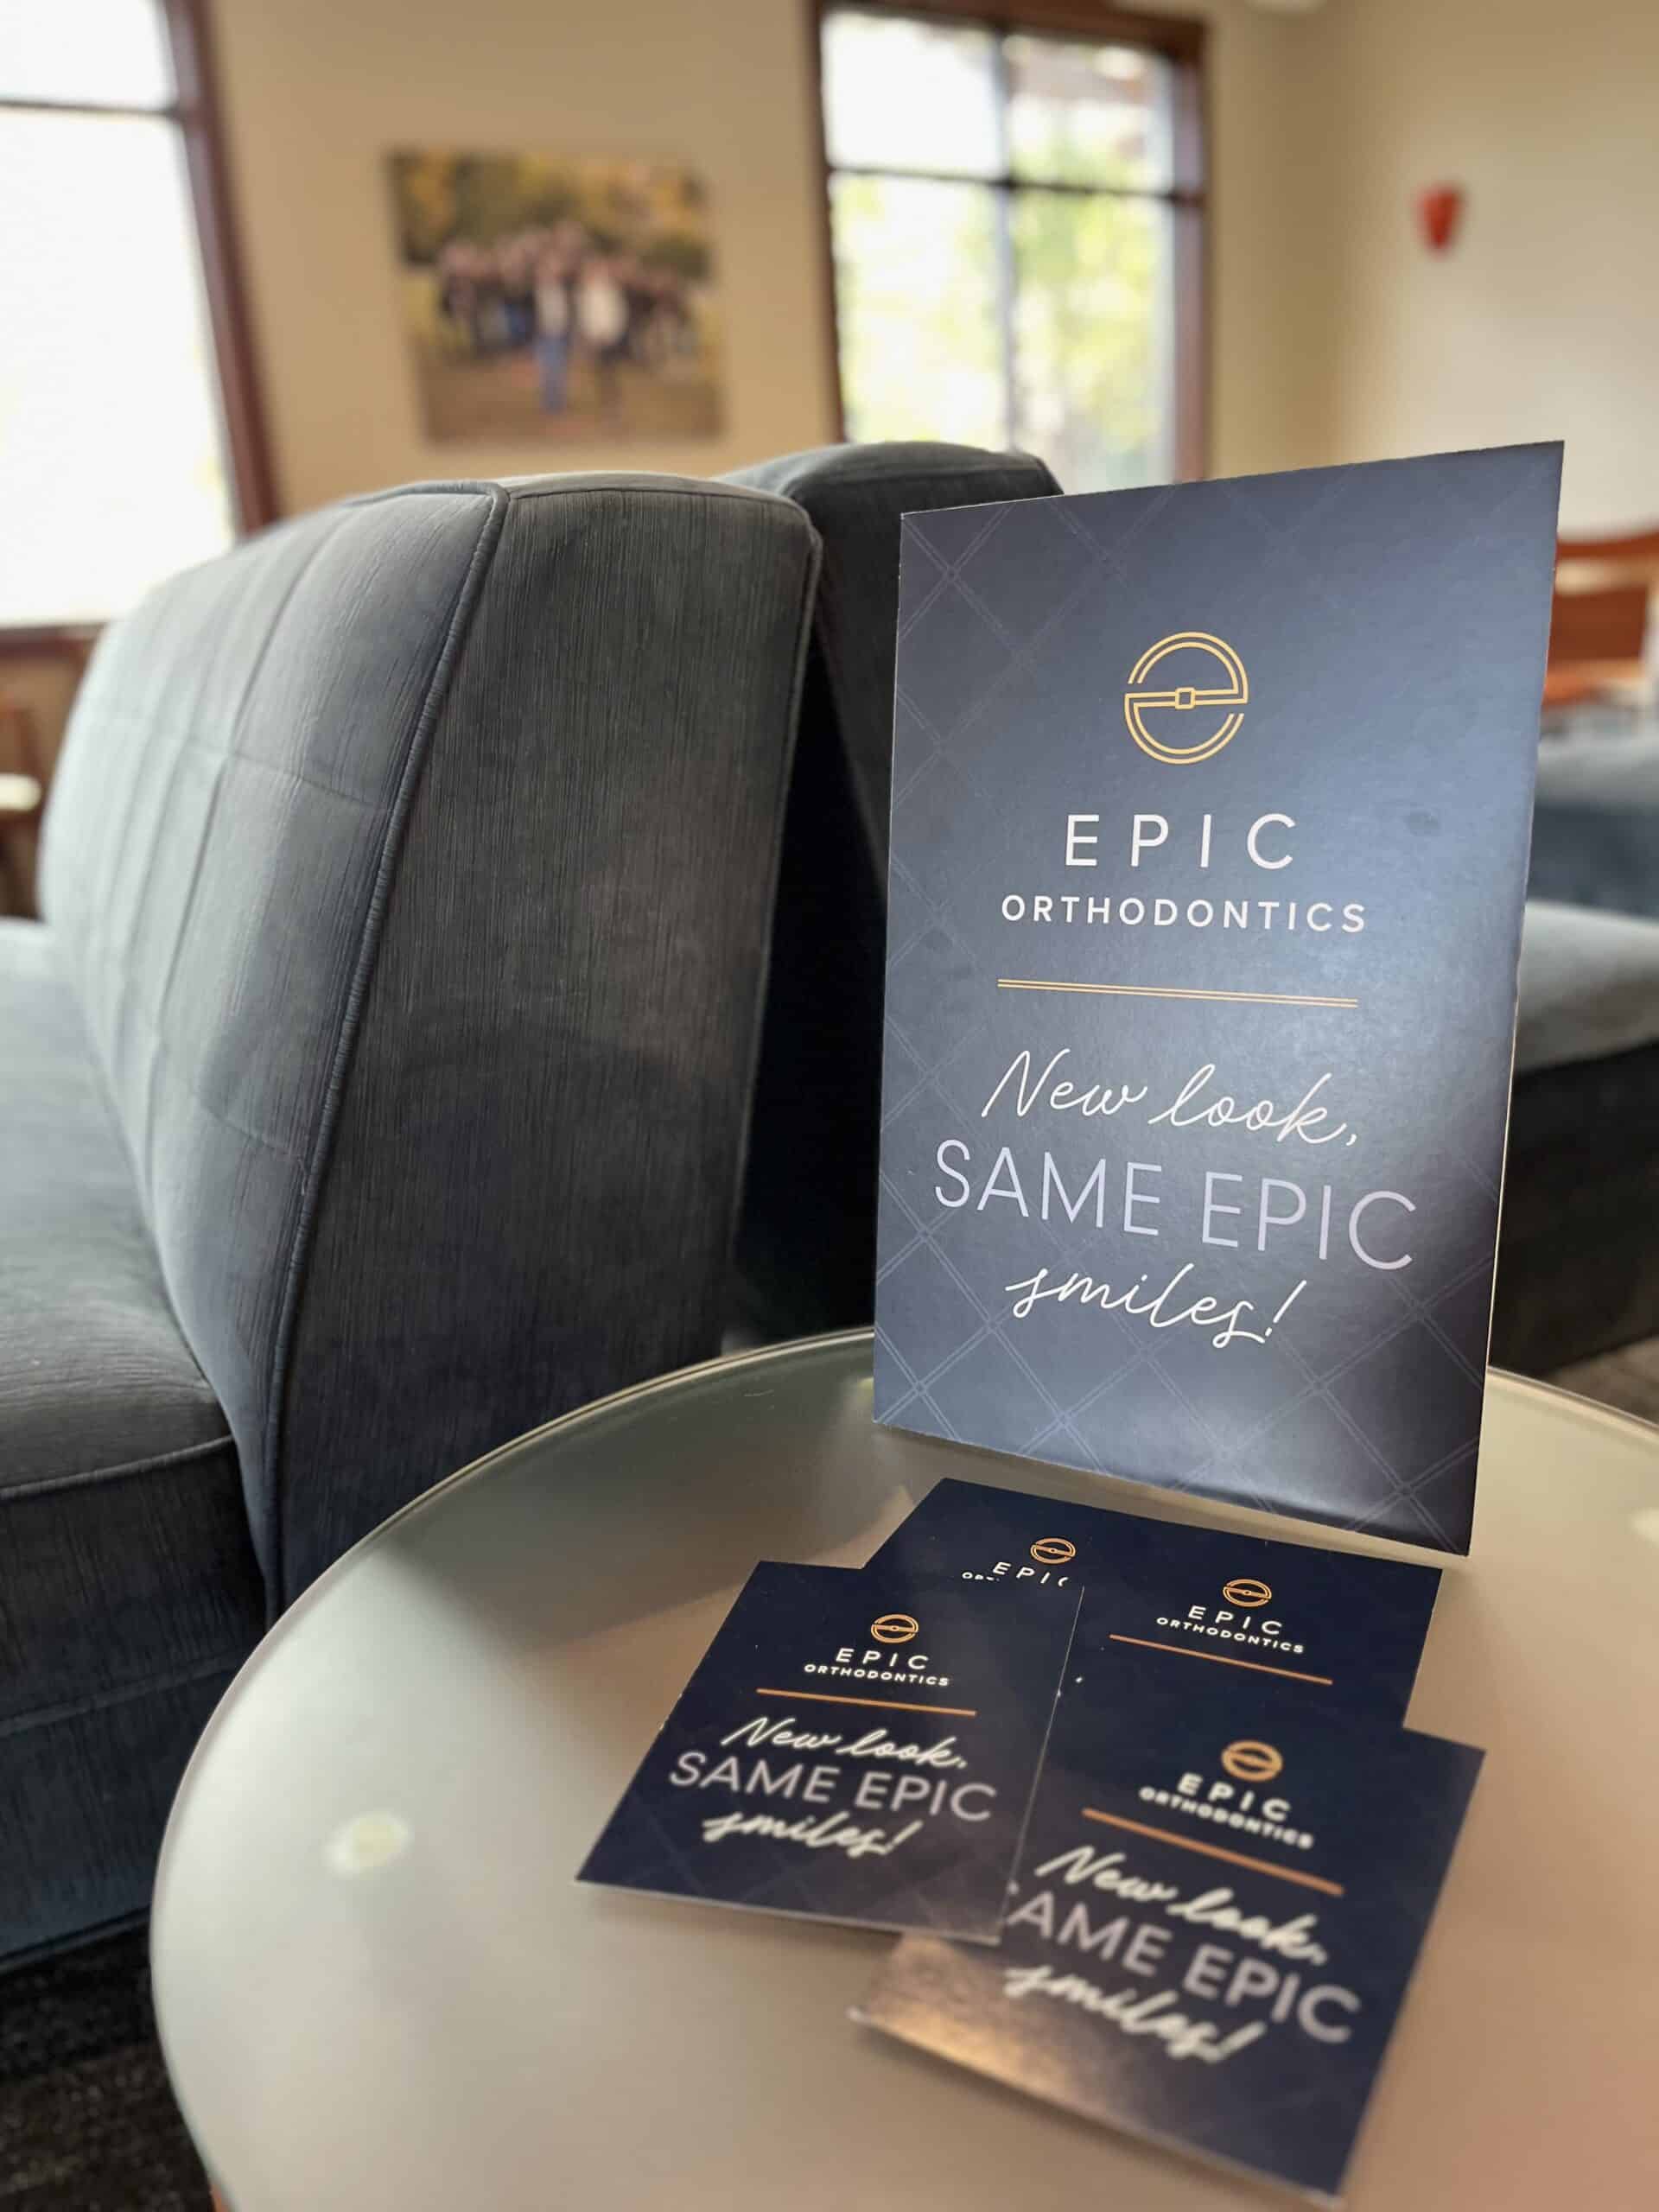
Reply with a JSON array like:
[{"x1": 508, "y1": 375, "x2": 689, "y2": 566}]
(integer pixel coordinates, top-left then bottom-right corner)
[{"x1": 385, "y1": 148, "x2": 724, "y2": 443}]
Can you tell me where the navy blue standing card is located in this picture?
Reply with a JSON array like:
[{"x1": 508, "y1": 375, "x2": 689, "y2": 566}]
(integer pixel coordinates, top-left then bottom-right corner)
[
  {"x1": 857, "y1": 1663, "x2": 1483, "y2": 2202},
  {"x1": 874, "y1": 443, "x2": 1561, "y2": 1551},
  {"x1": 868, "y1": 1478, "x2": 1440, "y2": 1720},
  {"x1": 577, "y1": 1563, "x2": 1081, "y2": 1941}
]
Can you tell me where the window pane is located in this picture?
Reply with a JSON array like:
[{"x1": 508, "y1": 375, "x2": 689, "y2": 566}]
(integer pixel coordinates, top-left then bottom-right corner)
[
  {"x1": 0, "y1": 0, "x2": 173, "y2": 108},
  {"x1": 0, "y1": 111, "x2": 234, "y2": 625},
  {"x1": 822, "y1": 8, "x2": 1000, "y2": 178},
  {"x1": 1010, "y1": 188, "x2": 1171, "y2": 493},
  {"x1": 1007, "y1": 36, "x2": 1172, "y2": 191},
  {"x1": 830, "y1": 174, "x2": 1004, "y2": 448}
]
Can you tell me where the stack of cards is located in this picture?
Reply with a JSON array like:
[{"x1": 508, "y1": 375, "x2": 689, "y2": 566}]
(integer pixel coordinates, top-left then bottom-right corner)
[{"x1": 579, "y1": 1479, "x2": 1483, "y2": 2203}]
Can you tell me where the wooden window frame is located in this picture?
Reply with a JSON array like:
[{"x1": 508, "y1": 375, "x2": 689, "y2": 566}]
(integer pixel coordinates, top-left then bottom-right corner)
[
  {"x1": 808, "y1": 0, "x2": 1209, "y2": 480},
  {"x1": 0, "y1": 0, "x2": 277, "y2": 649}
]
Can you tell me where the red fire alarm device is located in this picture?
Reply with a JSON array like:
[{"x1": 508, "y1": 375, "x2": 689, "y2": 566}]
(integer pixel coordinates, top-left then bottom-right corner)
[{"x1": 1417, "y1": 183, "x2": 1465, "y2": 252}]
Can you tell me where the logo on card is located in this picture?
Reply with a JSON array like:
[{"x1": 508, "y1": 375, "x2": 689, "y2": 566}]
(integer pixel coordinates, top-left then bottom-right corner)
[
  {"x1": 1222, "y1": 1576, "x2": 1273, "y2": 1608},
  {"x1": 1029, "y1": 1537, "x2": 1077, "y2": 1566},
  {"x1": 1123, "y1": 632, "x2": 1249, "y2": 766},
  {"x1": 1220, "y1": 1738, "x2": 1284, "y2": 1783},
  {"x1": 869, "y1": 1612, "x2": 920, "y2": 1645}
]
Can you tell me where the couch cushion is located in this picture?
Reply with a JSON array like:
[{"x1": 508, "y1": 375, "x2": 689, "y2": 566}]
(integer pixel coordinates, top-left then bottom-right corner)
[
  {"x1": 721, "y1": 443, "x2": 1061, "y2": 1336},
  {"x1": 0, "y1": 915, "x2": 264, "y2": 1744},
  {"x1": 1, "y1": 1663, "x2": 244, "y2": 1957},
  {"x1": 724, "y1": 442, "x2": 1063, "y2": 881},
  {"x1": 1497, "y1": 1036, "x2": 1659, "y2": 1370},
  {"x1": 0, "y1": 918, "x2": 229, "y2": 1493},
  {"x1": 1530, "y1": 725, "x2": 1659, "y2": 918},
  {"x1": 1494, "y1": 901, "x2": 1659, "y2": 1370},
  {"x1": 39, "y1": 488, "x2": 507, "y2": 1605},
  {"x1": 1516, "y1": 899, "x2": 1659, "y2": 1072},
  {"x1": 41, "y1": 476, "x2": 819, "y2": 1601}
]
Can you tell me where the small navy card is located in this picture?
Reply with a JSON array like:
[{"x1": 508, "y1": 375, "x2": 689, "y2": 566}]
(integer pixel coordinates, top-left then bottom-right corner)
[
  {"x1": 578, "y1": 1563, "x2": 1081, "y2": 1941},
  {"x1": 857, "y1": 1664, "x2": 1482, "y2": 2202},
  {"x1": 874, "y1": 444, "x2": 1562, "y2": 1551},
  {"x1": 869, "y1": 1478, "x2": 1440, "y2": 1720}
]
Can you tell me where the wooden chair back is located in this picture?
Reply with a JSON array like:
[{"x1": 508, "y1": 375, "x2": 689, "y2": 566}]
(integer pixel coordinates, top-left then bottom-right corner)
[{"x1": 1546, "y1": 526, "x2": 1659, "y2": 707}]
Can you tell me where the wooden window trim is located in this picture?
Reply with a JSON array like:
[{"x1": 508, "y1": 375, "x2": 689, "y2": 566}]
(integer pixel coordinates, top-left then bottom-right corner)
[
  {"x1": 162, "y1": 0, "x2": 278, "y2": 536},
  {"x1": 808, "y1": 0, "x2": 1209, "y2": 479},
  {"x1": 0, "y1": 0, "x2": 278, "y2": 645}
]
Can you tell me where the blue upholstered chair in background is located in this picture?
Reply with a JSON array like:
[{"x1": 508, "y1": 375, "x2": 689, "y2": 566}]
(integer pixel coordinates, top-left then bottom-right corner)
[
  {"x1": 1531, "y1": 718, "x2": 1659, "y2": 919},
  {"x1": 0, "y1": 473, "x2": 818, "y2": 1961}
]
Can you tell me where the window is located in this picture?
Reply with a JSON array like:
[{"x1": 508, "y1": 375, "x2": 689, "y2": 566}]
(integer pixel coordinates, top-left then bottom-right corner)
[
  {"x1": 0, "y1": 0, "x2": 272, "y2": 631},
  {"x1": 817, "y1": 2, "x2": 1205, "y2": 491}
]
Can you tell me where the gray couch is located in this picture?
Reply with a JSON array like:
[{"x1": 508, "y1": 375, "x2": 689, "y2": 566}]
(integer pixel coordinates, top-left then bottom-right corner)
[
  {"x1": 1531, "y1": 709, "x2": 1659, "y2": 918},
  {"x1": 1502, "y1": 899, "x2": 1659, "y2": 1368},
  {"x1": 726, "y1": 442, "x2": 1062, "y2": 1335},
  {"x1": 1, "y1": 472, "x2": 818, "y2": 1961}
]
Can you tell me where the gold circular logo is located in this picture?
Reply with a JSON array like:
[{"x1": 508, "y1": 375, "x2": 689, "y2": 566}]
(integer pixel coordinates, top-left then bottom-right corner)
[
  {"x1": 1030, "y1": 1537, "x2": 1077, "y2": 1566},
  {"x1": 870, "y1": 1613, "x2": 919, "y2": 1645},
  {"x1": 1123, "y1": 632, "x2": 1249, "y2": 765},
  {"x1": 1220, "y1": 1739, "x2": 1284, "y2": 1783},
  {"x1": 1222, "y1": 1576, "x2": 1273, "y2": 1609}
]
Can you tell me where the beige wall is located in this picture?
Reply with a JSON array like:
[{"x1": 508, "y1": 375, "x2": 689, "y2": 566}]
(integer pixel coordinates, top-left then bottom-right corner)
[
  {"x1": 1173, "y1": 0, "x2": 1328, "y2": 481},
  {"x1": 210, "y1": 0, "x2": 1325, "y2": 511},
  {"x1": 1295, "y1": 0, "x2": 1659, "y2": 531},
  {"x1": 211, "y1": 0, "x2": 1659, "y2": 527}
]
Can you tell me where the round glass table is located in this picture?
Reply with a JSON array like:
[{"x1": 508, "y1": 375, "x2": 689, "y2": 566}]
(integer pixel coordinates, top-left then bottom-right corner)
[{"x1": 152, "y1": 1332, "x2": 1659, "y2": 2210}]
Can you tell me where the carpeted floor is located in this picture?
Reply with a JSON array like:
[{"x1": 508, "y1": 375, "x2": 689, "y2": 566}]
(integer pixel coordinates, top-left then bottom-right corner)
[
  {"x1": 0, "y1": 1930, "x2": 208, "y2": 2211},
  {"x1": 1, "y1": 1352, "x2": 1653, "y2": 2210}
]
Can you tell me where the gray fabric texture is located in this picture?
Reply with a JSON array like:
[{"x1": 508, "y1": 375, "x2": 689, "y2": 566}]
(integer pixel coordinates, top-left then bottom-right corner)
[
  {"x1": 0, "y1": 910, "x2": 264, "y2": 1722},
  {"x1": 0, "y1": 918, "x2": 231, "y2": 1491},
  {"x1": 1497, "y1": 1033, "x2": 1659, "y2": 1370},
  {"x1": 0, "y1": 916, "x2": 259, "y2": 1955},
  {"x1": 1, "y1": 1665, "x2": 241, "y2": 1958},
  {"x1": 720, "y1": 443, "x2": 1062, "y2": 1335},
  {"x1": 723, "y1": 442, "x2": 1063, "y2": 883},
  {"x1": 1496, "y1": 899, "x2": 1659, "y2": 1369},
  {"x1": 1530, "y1": 724, "x2": 1659, "y2": 917},
  {"x1": 36, "y1": 473, "x2": 819, "y2": 1604},
  {"x1": 1515, "y1": 899, "x2": 1659, "y2": 1072}
]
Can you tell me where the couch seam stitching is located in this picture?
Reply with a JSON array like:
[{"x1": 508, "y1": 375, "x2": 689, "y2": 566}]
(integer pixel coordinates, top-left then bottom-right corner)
[
  {"x1": 0, "y1": 1653, "x2": 247, "y2": 1740},
  {"x1": 1, "y1": 1433, "x2": 236, "y2": 1504}
]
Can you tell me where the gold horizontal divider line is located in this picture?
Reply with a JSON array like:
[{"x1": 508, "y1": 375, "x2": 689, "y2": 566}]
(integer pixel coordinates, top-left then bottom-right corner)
[
  {"x1": 997, "y1": 978, "x2": 1357, "y2": 1010},
  {"x1": 1082, "y1": 1808, "x2": 1345, "y2": 1897},
  {"x1": 753, "y1": 1688, "x2": 978, "y2": 1719},
  {"x1": 1108, "y1": 1633, "x2": 1335, "y2": 1688}
]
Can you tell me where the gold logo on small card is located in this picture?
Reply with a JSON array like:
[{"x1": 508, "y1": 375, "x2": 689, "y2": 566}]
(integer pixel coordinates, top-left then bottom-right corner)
[
  {"x1": 869, "y1": 1612, "x2": 920, "y2": 1645},
  {"x1": 1222, "y1": 1576, "x2": 1273, "y2": 1608},
  {"x1": 1029, "y1": 1537, "x2": 1077, "y2": 1565},
  {"x1": 1221, "y1": 1739, "x2": 1284, "y2": 1783}
]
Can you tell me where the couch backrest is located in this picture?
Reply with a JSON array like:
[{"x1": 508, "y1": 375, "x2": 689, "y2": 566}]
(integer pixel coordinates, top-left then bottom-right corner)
[
  {"x1": 721, "y1": 443, "x2": 1060, "y2": 1335},
  {"x1": 42, "y1": 475, "x2": 818, "y2": 1601}
]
